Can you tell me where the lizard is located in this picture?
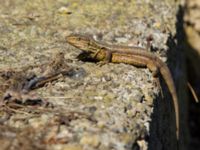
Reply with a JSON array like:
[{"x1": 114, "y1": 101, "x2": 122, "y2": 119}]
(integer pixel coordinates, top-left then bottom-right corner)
[{"x1": 66, "y1": 34, "x2": 180, "y2": 140}]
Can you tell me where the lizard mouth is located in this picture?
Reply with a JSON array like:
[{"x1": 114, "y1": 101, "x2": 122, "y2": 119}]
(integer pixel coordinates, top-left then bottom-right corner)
[{"x1": 66, "y1": 35, "x2": 90, "y2": 51}]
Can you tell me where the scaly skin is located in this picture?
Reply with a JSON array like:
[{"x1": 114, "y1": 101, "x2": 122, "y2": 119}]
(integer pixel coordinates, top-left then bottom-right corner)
[{"x1": 66, "y1": 34, "x2": 179, "y2": 140}]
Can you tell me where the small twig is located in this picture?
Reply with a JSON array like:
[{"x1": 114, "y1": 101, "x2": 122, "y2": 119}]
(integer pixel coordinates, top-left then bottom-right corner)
[
  {"x1": 187, "y1": 82, "x2": 199, "y2": 103},
  {"x1": 4, "y1": 105, "x2": 32, "y2": 116},
  {"x1": 42, "y1": 96, "x2": 72, "y2": 99}
]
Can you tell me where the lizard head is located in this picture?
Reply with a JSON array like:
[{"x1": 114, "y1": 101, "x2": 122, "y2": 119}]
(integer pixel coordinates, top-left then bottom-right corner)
[{"x1": 66, "y1": 34, "x2": 96, "y2": 52}]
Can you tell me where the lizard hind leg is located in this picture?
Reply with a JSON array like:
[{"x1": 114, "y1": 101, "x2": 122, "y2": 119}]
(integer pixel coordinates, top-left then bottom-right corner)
[
  {"x1": 147, "y1": 62, "x2": 164, "y2": 98},
  {"x1": 153, "y1": 77, "x2": 164, "y2": 98}
]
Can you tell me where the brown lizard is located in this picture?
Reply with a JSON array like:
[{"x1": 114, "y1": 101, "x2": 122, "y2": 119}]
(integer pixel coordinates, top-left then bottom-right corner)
[{"x1": 66, "y1": 34, "x2": 179, "y2": 140}]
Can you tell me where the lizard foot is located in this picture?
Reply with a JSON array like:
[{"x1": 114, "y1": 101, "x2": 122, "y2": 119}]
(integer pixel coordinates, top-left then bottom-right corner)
[{"x1": 153, "y1": 77, "x2": 164, "y2": 98}]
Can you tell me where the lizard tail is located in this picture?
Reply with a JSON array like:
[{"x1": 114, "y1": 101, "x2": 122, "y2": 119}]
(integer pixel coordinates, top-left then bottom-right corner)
[{"x1": 159, "y1": 62, "x2": 179, "y2": 140}]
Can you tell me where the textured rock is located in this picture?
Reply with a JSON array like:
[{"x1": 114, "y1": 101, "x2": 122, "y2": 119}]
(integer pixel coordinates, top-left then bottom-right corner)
[{"x1": 0, "y1": 0, "x2": 187, "y2": 150}]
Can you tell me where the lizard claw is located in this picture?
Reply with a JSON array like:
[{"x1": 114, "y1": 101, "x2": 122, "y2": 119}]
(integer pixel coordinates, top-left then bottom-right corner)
[{"x1": 96, "y1": 61, "x2": 109, "y2": 67}]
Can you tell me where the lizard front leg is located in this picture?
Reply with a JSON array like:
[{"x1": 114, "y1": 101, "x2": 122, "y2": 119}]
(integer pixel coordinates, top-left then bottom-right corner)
[{"x1": 93, "y1": 48, "x2": 112, "y2": 66}]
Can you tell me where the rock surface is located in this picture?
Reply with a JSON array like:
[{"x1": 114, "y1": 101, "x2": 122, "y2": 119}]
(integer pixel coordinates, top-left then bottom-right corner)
[{"x1": 0, "y1": 0, "x2": 188, "y2": 150}]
